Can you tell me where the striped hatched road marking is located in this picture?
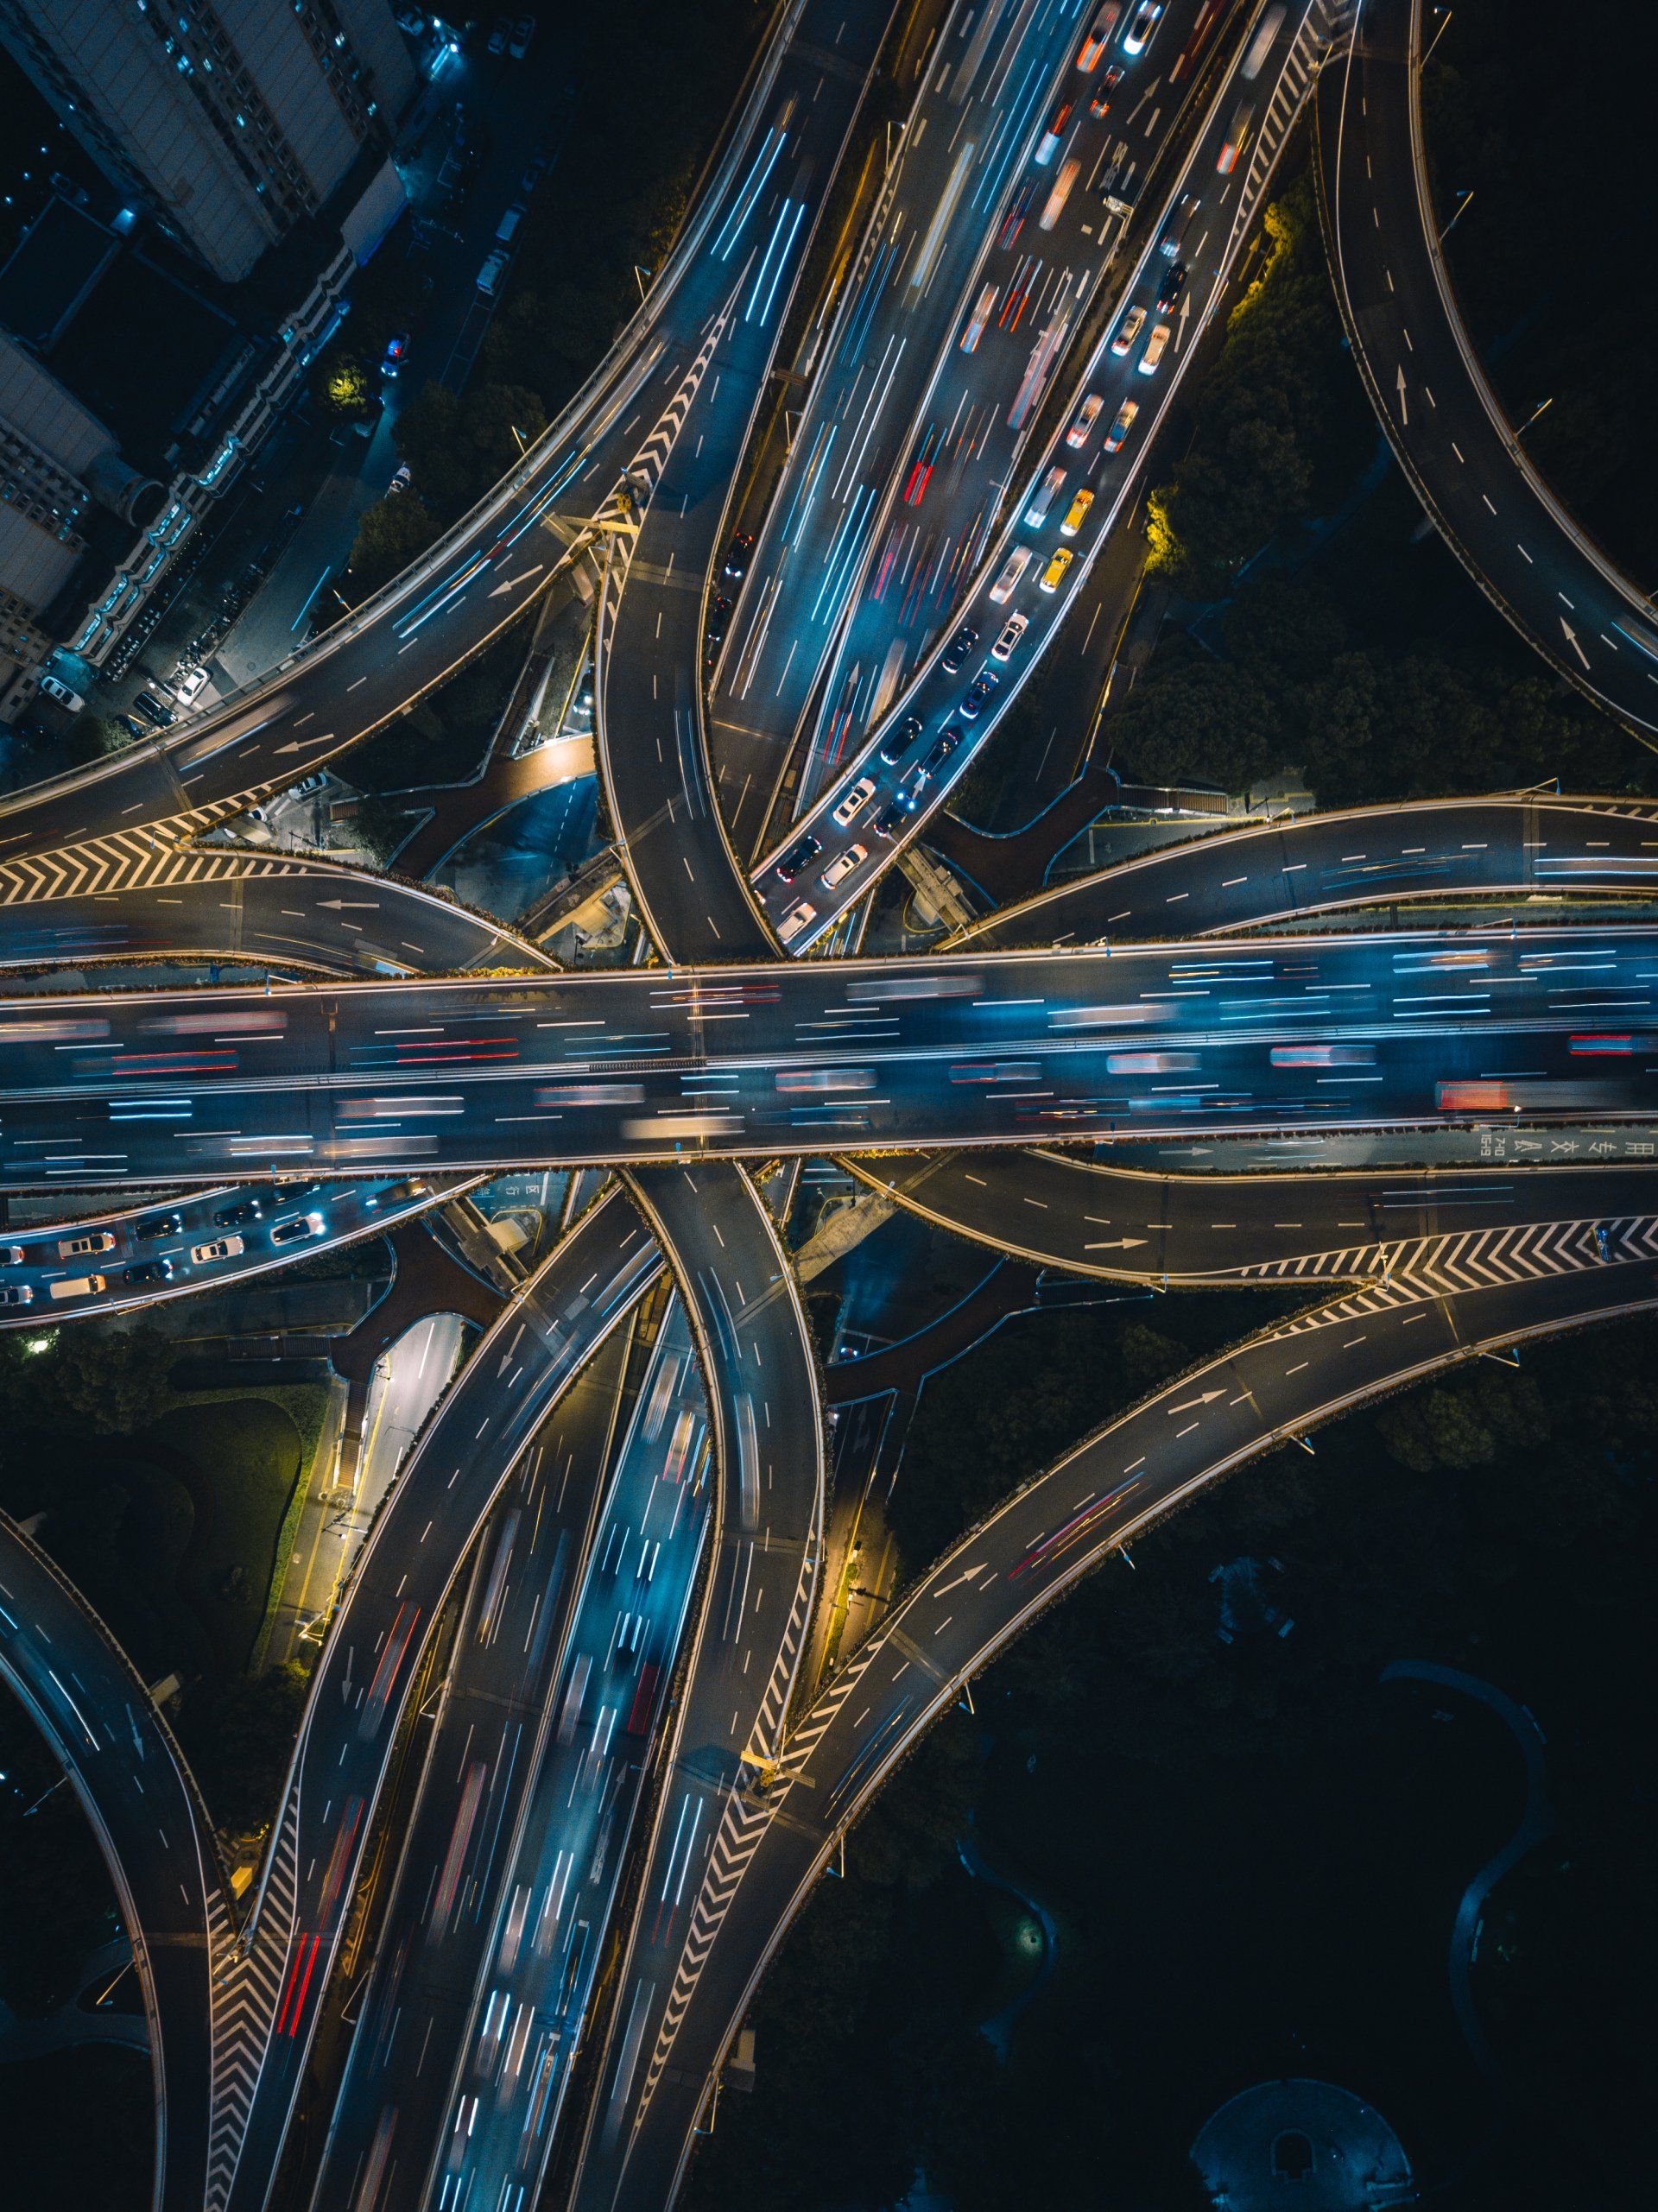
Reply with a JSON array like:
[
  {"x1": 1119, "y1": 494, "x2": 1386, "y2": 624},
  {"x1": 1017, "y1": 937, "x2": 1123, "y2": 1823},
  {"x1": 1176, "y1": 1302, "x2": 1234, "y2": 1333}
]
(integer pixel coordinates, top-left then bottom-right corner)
[
  {"x1": 205, "y1": 1793, "x2": 301, "y2": 2212},
  {"x1": 1243, "y1": 1214, "x2": 1658, "y2": 1294}
]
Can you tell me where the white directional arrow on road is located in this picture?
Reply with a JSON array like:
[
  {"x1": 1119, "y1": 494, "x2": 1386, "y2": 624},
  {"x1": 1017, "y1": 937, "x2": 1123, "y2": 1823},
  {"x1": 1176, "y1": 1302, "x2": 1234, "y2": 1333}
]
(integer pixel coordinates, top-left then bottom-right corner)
[
  {"x1": 1395, "y1": 364, "x2": 1408, "y2": 425},
  {"x1": 274, "y1": 732, "x2": 334, "y2": 754},
  {"x1": 1176, "y1": 290, "x2": 1191, "y2": 350},
  {"x1": 1560, "y1": 618, "x2": 1592, "y2": 670},
  {"x1": 1166, "y1": 1389, "x2": 1226, "y2": 1415},
  {"x1": 1085, "y1": 1236, "x2": 1149, "y2": 1250},
  {"x1": 933, "y1": 1564, "x2": 985, "y2": 1596},
  {"x1": 315, "y1": 899, "x2": 379, "y2": 911},
  {"x1": 490, "y1": 562, "x2": 545, "y2": 598}
]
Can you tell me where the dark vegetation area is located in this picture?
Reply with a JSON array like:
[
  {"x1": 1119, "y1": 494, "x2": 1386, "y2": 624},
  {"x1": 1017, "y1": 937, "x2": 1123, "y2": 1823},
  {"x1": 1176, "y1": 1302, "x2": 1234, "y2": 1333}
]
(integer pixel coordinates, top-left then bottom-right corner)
[
  {"x1": 0, "y1": 1325, "x2": 320, "y2": 2015},
  {"x1": 345, "y1": 0, "x2": 764, "y2": 599},
  {"x1": 1115, "y1": 174, "x2": 1649, "y2": 807},
  {"x1": 1425, "y1": 0, "x2": 1658, "y2": 590},
  {"x1": 692, "y1": 1303, "x2": 1656, "y2": 2212}
]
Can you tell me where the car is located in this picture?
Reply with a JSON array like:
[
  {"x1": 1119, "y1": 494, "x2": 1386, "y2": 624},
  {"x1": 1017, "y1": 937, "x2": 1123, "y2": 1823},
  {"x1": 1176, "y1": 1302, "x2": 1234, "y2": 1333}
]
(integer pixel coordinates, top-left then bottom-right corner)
[
  {"x1": 290, "y1": 773, "x2": 326, "y2": 797},
  {"x1": 1160, "y1": 192, "x2": 1200, "y2": 259},
  {"x1": 1, "y1": 1244, "x2": 24, "y2": 1266},
  {"x1": 898, "y1": 764, "x2": 930, "y2": 808},
  {"x1": 774, "y1": 835, "x2": 823, "y2": 885},
  {"x1": 59, "y1": 1232, "x2": 115, "y2": 1259},
  {"x1": 275, "y1": 1180, "x2": 327, "y2": 1203},
  {"x1": 1075, "y1": 6, "x2": 1121, "y2": 70},
  {"x1": 215, "y1": 1196, "x2": 264, "y2": 1227},
  {"x1": 706, "y1": 591, "x2": 733, "y2": 641},
  {"x1": 723, "y1": 531, "x2": 755, "y2": 580},
  {"x1": 136, "y1": 1212, "x2": 183, "y2": 1242},
  {"x1": 476, "y1": 250, "x2": 509, "y2": 296},
  {"x1": 940, "y1": 625, "x2": 978, "y2": 674},
  {"x1": 172, "y1": 667, "x2": 209, "y2": 705},
  {"x1": 269, "y1": 1212, "x2": 324, "y2": 1248},
  {"x1": 50, "y1": 1274, "x2": 105, "y2": 1301},
  {"x1": 1104, "y1": 399, "x2": 1139, "y2": 453},
  {"x1": 1089, "y1": 62, "x2": 1126, "y2": 117},
  {"x1": 495, "y1": 203, "x2": 525, "y2": 245},
  {"x1": 1242, "y1": 5, "x2": 1285, "y2": 79},
  {"x1": 365, "y1": 1178, "x2": 429, "y2": 1210},
  {"x1": 923, "y1": 728, "x2": 962, "y2": 773},
  {"x1": 119, "y1": 714, "x2": 147, "y2": 742},
  {"x1": 132, "y1": 691, "x2": 173, "y2": 726},
  {"x1": 1066, "y1": 394, "x2": 1104, "y2": 448},
  {"x1": 1061, "y1": 486, "x2": 1094, "y2": 537},
  {"x1": 990, "y1": 614, "x2": 1028, "y2": 662},
  {"x1": 0, "y1": 1285, "x2": 34, "y2": 1309},
  {"x1": 381, "y1": 332, "x2": 409, "y2": 379},
  {"x1": 1156, "y1": 259, "x2": 1187, "y2": 313},
  {"x1": 1111, "y1": 306, "x2": 1146, "y2": 356},
  {"x1": 878, "y1": 713, "x2": 923, "y2": 766},
  {"x1": 833, "y1": 776, "x2": 876, "y2": 827},
  {"x1": 509, "y1": 14, "x2": 535, "y2": 56},
  {"x1": 124, "y1": 1259, "x2": 174, "y2": 1286},
  {"x1": 1035, "y1": 98, "x2": 1073, "y2": 166},
  {"x1": 1139, "y1": 320, "x2": 1171, "y2": 373},
  {"x1": 1217, "y1": 101, "x2": 1255, "y2": 175},
  {"x1": 990, "y1": 547, "x2": 1032, "y2": 604},
  {"x1": 394, "y1": 4, "x2": 426, "y2": 31},
  {"x1": 778, "y1": 901, "x2": 818, "y2": 945},
  {"x1": 1025, "y1": 466, "x2": 1066, "y2": 528},
  {"x1": 1041, "y1": 548, "x2": 1075, "y2": 593},
  {"x1": 871, "y1": 801, "x2": 908, "y2": 839},
  {"x1": 1122, "y1": 1, "x2": 1162, "y2": 56},
  {"x1": 389, "y1": 462, "x2": 414, "y2": 496},
  {"x1": 37, "y1": 673, "x2": 85, "y2": 712},
  {"x1": 488, "y1": 16, "x2": 509, "y2": 53},
  {"x1": 820, "y1": 844, "x2": 867, "y2": 891},
  {"x1": 960, "y1": 670, "x2": 1000, "y2": 720},
  {"x1": 997, "y1": 180, "x2": 1035, "y2": 250},
  {"x1": 191, "y1": 1236, "x2": 245, "y2": 1264},
  {"x1": 1038, "y1": 156, "x2": 1080, "y2": 231},
  {"x1": 520, "y1": 155, "x2": 547, "y2": 194},
  {"x1": 959, "y1": 281, "x2": 998, "y2": 353}
]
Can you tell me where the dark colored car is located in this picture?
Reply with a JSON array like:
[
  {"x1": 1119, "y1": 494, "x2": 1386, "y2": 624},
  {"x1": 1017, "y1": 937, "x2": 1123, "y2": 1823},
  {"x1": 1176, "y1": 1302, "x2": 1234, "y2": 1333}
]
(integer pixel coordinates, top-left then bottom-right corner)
[
  {"x1": 877, "y1": 713, "x2": 923, "y2": 767},
  {"x1": 366, "y1": 1178, "x2": 430, "y2": 1210},
  {"x1": 871, "y1": 801, "x2": 909, "y2": 839},
  {"x1": 133, "y1": 691, "x2": 173, "y2": 726},
  {"x1": 214, "y1": 1196, "x2": 265, "y2": 1228},
  {"x1": 136, "y1": 1211, "x2": 183, "y2": 1241},
  {"x1": 1155, "y1": 259, "x2": 1187, "y2": 313},
  {"x1": 381, "y1": 332, "x2": 409, "y2": 378},
  {"x1": 124, "y1": 1258, "x2": 175, "y2": 1286},
  {"x1": 775, "y1": 834, "x2": 823, "y2": 884},
  {"x1": 924, "y1": 727, "x2": 963, "y2": 774},
  {"x1": 960, "y1": 671, "x2": 1000, "y2": 720},
  {"x1": 723, "y1": 531, "x2": 755, "y2": 580},
  {"x1": 941, "y1": 625, "x2": 979, "y2": 674}
]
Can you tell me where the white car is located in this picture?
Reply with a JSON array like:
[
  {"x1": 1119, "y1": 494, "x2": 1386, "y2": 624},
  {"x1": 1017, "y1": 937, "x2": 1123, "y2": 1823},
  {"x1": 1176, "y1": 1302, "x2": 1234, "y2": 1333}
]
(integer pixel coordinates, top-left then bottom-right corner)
[
  {"x1": 779, "y1": 901, "x2": 818, "y2": 945},
  {"x1": 191, "y1": 1235, "x2": 245, "y2": 1264},
  {"x1": 1122, "y1": 1, "x2": 1162, "y2": 55},
  {"x1": 832, "y1": 776, "x2": 876, "y2": 827},
  {"x1": 1110, "y1": 306, "x2": 1146, "y2": 357},
  {"x1": 37, "y1": 673, "x2": 85, "y2": 712},
  {"x1": 1138, "y1": 321, "x2": 1171, "y2": 374},
  {"x1": 269, "y1": 1212, "x2": 324, "y2": 1248},
  {"x1": 990, "y1": 614, "x2": 1029, "y2": 662},
  {"x1": 990, "y1": 547, "x2": 1033, "y2": 604},
  {"x1": 821, "y1": 844, "x2": 868, "y2": 891},
  {"x1": 477, "y1": 250, "x2": 509, "y2": 296}
]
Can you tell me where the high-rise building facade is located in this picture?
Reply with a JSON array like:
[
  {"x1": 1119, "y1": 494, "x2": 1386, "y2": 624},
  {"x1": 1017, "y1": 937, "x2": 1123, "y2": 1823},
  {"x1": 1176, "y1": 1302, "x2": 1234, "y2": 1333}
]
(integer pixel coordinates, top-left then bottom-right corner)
[{"x1": 0, "y1": 0, "x2": 416, "y2": 281}]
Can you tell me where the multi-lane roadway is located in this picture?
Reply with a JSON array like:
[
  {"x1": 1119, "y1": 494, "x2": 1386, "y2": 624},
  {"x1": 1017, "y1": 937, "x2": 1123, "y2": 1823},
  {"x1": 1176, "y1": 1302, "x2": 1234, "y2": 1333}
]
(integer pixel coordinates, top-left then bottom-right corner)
[{"x1": 4, "y1": 2, "x2": 1657, "y2": 2209}]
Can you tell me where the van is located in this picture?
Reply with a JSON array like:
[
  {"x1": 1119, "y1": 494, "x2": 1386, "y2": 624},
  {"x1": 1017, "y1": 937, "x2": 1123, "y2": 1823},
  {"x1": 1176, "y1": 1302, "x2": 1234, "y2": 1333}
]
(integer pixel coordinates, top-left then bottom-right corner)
[
  {"x1": 50, "y1": 1274, "x2": 106, "y2": 1301},
  {"x1": 1024, "y1": 466, "x2": 1066, "y2": 528},
  {"x1": 990, "y1": 547, "x2": 1032, "y2": 604},
  {"x1": 494, "y1": 202, "x2": 525, "y2": 246},
  {"x1": 477, "y1": 250, "x2": 509, "y2": 296}
]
